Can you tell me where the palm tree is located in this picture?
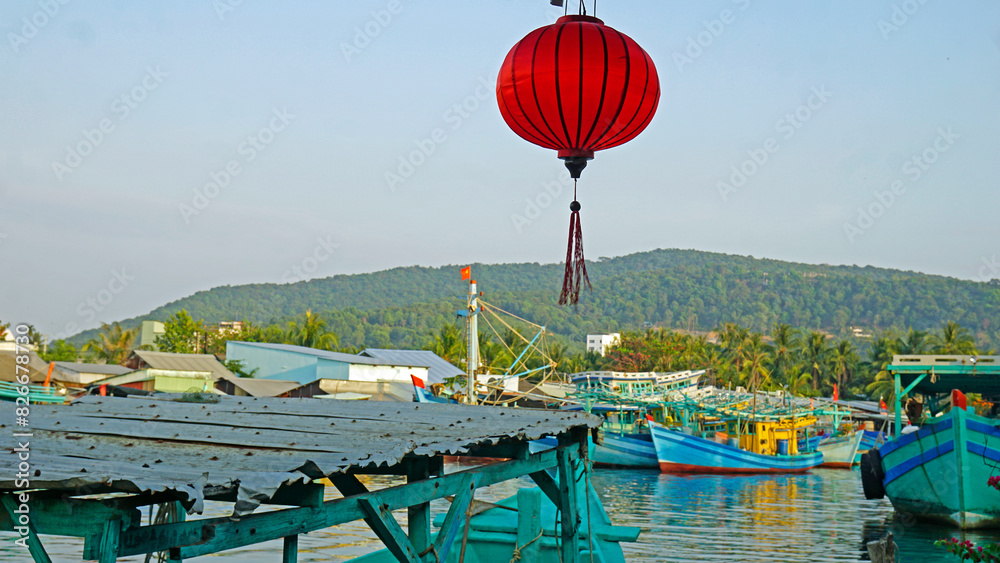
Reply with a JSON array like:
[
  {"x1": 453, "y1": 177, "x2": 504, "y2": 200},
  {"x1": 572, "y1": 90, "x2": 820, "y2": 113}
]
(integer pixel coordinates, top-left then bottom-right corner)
[
  {"x1": 82, "y1": 322, "x2": 137, "y2": 365},
  {"x1": 865, "y1": 334, "x2": 899, "y2": 405},
  {"x1": 829, "y1": 339, "x2": 859, "y2": 393},
  {"x1": 897, "y1": 328, "x2": 930, "y2": 355},
  {"x1": 787, "y1": 372, "x2": 814, "y2": 397},
  {"x1": 771, "y1": 323, "x2": 800, "y2": 385},
  {"x1": 284, "y1": 309, "x2": 338, "y2": 351},
  {"x1": 428, "y1": 323, "x2": 464, "y2": 365},
  {"x1": 931, "y1": 321, "x2": 976, "y2": 355},
  {"x1": 802, "y1": 331, "x2": 829, "y2": 390}
]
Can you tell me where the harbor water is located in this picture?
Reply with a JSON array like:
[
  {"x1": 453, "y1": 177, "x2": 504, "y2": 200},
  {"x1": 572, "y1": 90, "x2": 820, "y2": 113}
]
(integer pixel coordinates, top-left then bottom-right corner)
[{"x1": 2, "y1": 467, "x2": 996, "y2": 561}]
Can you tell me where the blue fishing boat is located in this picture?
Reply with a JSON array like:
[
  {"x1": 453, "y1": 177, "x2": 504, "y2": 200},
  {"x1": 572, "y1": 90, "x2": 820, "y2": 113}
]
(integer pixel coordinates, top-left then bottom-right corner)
[
  {"x1": 648, "y1": 418, "x2": 823, "y2": 473},
  {"x1": 860, "y1": 354, "x2": 1000, "y2": 528}
]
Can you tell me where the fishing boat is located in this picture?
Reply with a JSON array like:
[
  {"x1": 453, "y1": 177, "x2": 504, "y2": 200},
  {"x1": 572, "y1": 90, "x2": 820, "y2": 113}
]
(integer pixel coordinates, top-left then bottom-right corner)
[
  {"x1": 647, "y1": 385, "x2": 824, "y2": 473},
  {"x1": 649, "y1": 416, "x2": 823, "y2": 473},
  {"x1": 816, "y1": 430, "x2": 865, "y2": 468},
  {"x1": 860, "y1": 355, "x2": 1000, "y2": 529}
]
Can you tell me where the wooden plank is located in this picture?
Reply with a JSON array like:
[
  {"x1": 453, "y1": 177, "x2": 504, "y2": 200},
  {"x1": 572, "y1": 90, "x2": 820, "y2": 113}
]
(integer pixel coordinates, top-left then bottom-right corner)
[
  {"x1": 431, "y1": 473, "x2": 478, "y2": 562},
  {"x1": 0, "y1": 494, "x2": 53, "y2": 563},
  {"x1": 282, "y1": 535, "x2": 298, "y2": 563},
  {"x1": 515, "y1": 488, "x2": 542, "y2": 562},
  {"x1": 98, "y1": 518, "x2": 122, "y2": 563},
  {"x1": 557, "y1": 447, "x2": 579, "y2": 562},
  {"x1": 405, "y1": 458, "x2": 431, "y2": 562},
  {"x1": 0, "y1": 495, "x2": 140, "y2": 537},
  {"x1": 359, "y1": 495, "x2": 421, "y2": 563}
]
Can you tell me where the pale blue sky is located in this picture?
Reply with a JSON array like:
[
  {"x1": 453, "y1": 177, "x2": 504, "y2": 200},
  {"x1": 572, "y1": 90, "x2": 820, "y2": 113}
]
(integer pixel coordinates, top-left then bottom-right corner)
[{"x1": 2, "y1": 1, "x2": 998, "y2": 337}]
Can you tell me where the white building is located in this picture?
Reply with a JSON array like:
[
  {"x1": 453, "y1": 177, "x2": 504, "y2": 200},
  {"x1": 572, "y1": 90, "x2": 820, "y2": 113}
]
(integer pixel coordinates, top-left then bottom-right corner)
[{"x1": 586, "y1": 333, "x2": 620, "y2": 356}]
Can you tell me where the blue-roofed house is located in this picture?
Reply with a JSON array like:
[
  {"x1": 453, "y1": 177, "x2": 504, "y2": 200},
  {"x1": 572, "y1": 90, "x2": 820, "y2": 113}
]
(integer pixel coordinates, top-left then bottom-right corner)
[
  {"x1": 225, "y1": 342, "x2": 430, "y2": 386},
  {"x1": 360, "y1": 349, "x2": 463, "y2": 386}
]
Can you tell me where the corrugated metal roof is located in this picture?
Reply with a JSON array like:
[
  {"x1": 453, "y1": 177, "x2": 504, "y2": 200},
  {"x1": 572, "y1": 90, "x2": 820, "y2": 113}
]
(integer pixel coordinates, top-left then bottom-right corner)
[
  {"x1": 131, "y1": 350, "x2": 235, "y2": 381},
  {"x1": 53, "y1": 362, "x2": 132, "y2": 376},
  {"x1": 0, "y1": 395, "x2": 599, "y2": 517},
  {"x1": 232, "y1": 342, "x2": 425, "y2": 367},
  {"x1": 362, "y1": 348, "x2": 464, "y2": 385},
  {"x1": 226, "y1": 377, "x2": 301, "y2": 397},
  {"x1": 0, "y1": 350, "x2": 50, "y2": 383}
]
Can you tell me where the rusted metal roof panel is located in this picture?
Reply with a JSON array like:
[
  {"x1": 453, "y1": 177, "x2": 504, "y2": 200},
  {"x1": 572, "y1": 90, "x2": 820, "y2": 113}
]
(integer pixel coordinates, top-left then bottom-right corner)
[{"x1": 0, "y1": 394, "x2": 599, "y2": 516}]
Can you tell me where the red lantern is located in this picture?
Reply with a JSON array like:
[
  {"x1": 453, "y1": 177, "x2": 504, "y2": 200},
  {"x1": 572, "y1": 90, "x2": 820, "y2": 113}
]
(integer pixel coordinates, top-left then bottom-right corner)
[{"x1": 497, "y1": 14, "x2": 659, "y2": 305}]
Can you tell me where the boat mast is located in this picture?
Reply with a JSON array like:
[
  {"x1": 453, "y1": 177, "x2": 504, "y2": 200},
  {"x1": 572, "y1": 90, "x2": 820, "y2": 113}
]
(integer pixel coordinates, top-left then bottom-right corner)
[{"x1": 466, "y1": 277, "x2": 479, "y2": 404}]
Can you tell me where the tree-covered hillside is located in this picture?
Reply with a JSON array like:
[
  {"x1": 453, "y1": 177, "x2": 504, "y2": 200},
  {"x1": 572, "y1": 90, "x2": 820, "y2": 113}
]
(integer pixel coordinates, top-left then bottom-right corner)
[{"x1": 68, "y1": 249, "x2": 1000, "y2": 350}]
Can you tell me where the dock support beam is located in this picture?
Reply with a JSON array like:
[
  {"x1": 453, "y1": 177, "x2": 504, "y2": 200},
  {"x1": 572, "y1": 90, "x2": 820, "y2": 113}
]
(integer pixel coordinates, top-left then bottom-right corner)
[
  {"x1": 1, "y1": 495, "x2": 52, "y2": 563},
  {"x1": 282, "y1": 535, "x2": 298, "y2": 563},
  {"x1": 557, "y1": 441, "x2": 580, "y2": 561},
  {"x1": 515, "y1": 488, "x2": 542, "y2": 562},
  {"x1": 406, "y1": 458, "x2": 432, "y2": 561}
]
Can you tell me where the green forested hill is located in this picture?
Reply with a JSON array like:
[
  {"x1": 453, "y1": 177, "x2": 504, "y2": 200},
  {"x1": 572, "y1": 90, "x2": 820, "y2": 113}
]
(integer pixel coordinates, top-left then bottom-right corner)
[{"x1": 69, "y1": 249, "x2": 1000, "y2": 350}]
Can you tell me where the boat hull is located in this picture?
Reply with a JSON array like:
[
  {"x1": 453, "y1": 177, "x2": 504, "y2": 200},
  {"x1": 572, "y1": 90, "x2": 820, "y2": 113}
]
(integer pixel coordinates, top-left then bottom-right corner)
[
  {"x1": 650, "y1": 423, "x2": 823, "y2": 474},
  {"x1": 593, "y1": 432, "x2": 659, "y2": 469},
  {"x1": 818, "y1": 430, "x2": 864, "y2": 468},
  {"x1": 877, "y1": 407, "x2": 1000, "y2": 529}
]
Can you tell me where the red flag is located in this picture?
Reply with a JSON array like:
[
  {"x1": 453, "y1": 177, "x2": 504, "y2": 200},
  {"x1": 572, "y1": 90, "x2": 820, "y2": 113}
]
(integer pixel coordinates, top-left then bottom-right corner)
[
  {"x1": 879, "y1": 397, "x2": 888, "y2": 412},
  {"x1": 832, "y1": 383, "x2": 839, "y2": 402},
  {"x1": 99, "y1": 384, "x2": 107, "y2": 396},
  {"x1": 952, "y1": 389, "x2": 967, "y2": 411},
  {"x1": 410, "y1": 374, "x2": 425, "y2": 389},
  {"x1": 460, "y1": 266, "x2": 471, "y2": 281}
]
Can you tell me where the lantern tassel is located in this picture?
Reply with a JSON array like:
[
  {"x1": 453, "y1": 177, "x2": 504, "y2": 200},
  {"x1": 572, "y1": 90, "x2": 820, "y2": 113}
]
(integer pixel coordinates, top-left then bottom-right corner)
[{"x1": 559, "y1": 183, "x2": 591, "y2": 306}]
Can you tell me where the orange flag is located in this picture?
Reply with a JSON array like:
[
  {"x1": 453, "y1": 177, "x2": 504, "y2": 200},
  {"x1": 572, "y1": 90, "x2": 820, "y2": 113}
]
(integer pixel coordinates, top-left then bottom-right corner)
[
  {"x1": 832, "y1": 383, "x2": 839, "y2": 402},
  {"x1": 460, "y1": 266, "x2": 471, "y2": 281}
]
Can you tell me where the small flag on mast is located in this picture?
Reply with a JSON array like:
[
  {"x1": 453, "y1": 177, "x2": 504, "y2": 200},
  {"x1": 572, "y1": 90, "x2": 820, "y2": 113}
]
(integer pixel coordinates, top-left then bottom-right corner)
[
  {"x1": 832, "y1": 383, "x2": 839, "y2": 402},
  {"x1": 461, "y1": 266, "x2": 471, "y2": 281}
]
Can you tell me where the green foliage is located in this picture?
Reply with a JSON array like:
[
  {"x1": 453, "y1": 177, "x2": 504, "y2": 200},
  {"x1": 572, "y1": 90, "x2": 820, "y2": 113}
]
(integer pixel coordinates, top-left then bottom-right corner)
[
  {"x1": 65, "y1": 249, "x2": 1000, "y2": 354},
  {"x1": 82, "y1": 322, "x2": 137, "y2": 365},
  {"x1": 156, "y1": 310, "x2": 204, "y2": 353},
  {"x1": 284, "y1": 309, "x2": 338, "y2": 351},
  {"x1": 40, "y1": 340, "x2": 77, "y2": 362},
  {"x1": 223, "y1": 359, "x2": 258, "y2": 378}
]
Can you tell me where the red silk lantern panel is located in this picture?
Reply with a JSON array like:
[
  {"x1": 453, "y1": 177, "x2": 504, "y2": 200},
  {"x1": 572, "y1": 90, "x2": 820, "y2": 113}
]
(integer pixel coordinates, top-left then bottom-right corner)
[{"x1": 496, "y1": 14, "x2": 660, "y2": 177}]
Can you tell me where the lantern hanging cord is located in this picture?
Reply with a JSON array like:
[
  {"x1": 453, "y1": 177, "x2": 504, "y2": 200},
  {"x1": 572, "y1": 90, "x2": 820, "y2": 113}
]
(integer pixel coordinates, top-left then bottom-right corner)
[{"x1": 559, "y1": 178, "x2": 592, "y2": 306}]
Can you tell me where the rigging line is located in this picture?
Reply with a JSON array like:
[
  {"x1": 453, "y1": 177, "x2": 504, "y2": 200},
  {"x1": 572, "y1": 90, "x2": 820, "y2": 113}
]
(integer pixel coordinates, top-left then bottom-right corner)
[
  {"x1": 480, "y1": 311, "x2": 518, "y2": 360},
  {"x1": 478, "y1": 299, "x2": 545, "y2": 331},
  {"x1": 482, "y1": 304, "x2": 534, "y2": 346},
  {"x1": 479, "y1": 305, "x2": 554, "y2": 374}
]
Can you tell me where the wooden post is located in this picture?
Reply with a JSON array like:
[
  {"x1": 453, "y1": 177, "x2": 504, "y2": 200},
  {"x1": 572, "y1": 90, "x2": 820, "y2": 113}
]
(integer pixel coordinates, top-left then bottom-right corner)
[
  {"x1": 515, "y1": 488, "x2": 542, "y2": 562},
  {"x1": 405, "y1": 458, "x2": 432, "y2": 561},
  {"x1": 282, "y1": 535, "x2": 298, "y2": 563},
  {"x1": 894, "y1": 372, "x2": 902, "y2": 439},
  {"x1": 98, "y1": 518, "x2": 122, "y2": 563},
  {"x1": 0, "y1": 494, "x2": 53, "y2": 563},
  {"x1": 556, "y1": 440, "x2": 579, "y2": 562}
]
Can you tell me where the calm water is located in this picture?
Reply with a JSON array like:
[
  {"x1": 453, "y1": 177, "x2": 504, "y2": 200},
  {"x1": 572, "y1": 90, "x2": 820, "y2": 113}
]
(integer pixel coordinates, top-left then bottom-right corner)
[{"x1": 3, "y1": 467, "x2": 997, "y2": 561}]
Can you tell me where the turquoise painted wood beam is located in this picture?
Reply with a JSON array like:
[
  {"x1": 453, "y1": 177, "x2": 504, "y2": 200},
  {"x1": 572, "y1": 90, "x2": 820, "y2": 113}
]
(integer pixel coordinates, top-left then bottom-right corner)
[
  {"x1": 0, "y1": 494, "x2": 52, "y2": 563},
  {"x1": 98, "y1": 518, "x2": 123, "y2": 563},
  {"x1": 527, "y1": 470, "x2": 560, "y2": 507},
  {"x1": 116, "y1": 445, "x2": 580, "y2": 559},
  {"x1": 900, "y1": 372, "x2": 929, "y2": 397},
  {"x1": 557, "y1": 447, "x2": 580, "y2": 562},
  {"x1": 282, "y1": 535, "x2": 298, "y2": 563},
  {"x1": 0, "y1": 495, "x2": 141, "y2": 537},
  {"x1": 431, "y1": 473, "x2": 478, "y2": 562},
  {"x1": 405, "y1": 458, "x2": 431, "y2": 562},
  {"x1": 359, "y1": 495, "x2": 421, "y2": 563},
  {"x1": 515, "y1": 488, "x2": 542, "y2": 562},
  {"x1": 894, "y1": 373, "x2": 902, "y2": 439}
]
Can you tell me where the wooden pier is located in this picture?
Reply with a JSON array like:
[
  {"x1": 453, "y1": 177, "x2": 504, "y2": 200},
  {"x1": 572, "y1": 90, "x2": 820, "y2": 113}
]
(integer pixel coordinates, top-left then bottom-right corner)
[{"x1": 0, "y1": 394, "x2": 616, "y2": 562}]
